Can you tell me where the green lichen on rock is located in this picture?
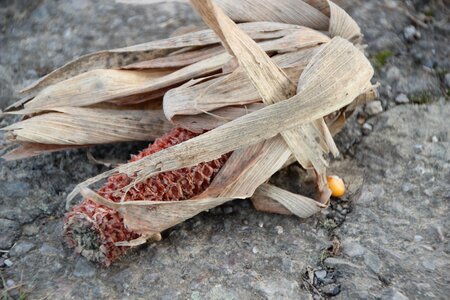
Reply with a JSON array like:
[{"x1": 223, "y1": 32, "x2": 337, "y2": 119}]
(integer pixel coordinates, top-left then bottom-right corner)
[
  {"x1": 410, "y1": 91, "x2": 434, "y2": 104},
  {"x1": 373, "y1": 50, "x2": 394, "y2": 70}
]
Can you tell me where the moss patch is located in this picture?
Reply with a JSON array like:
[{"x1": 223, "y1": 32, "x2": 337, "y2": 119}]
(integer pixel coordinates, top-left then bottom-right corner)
[
  {"x1": 410, "y1": 91, "x2": 434, "y2": 104},
  {"x1": 321, "y1": 218, "x2": 338, "y2": 230},
  {"x1": 373, "y1": 50, "x2": 394, "y2": 70}
]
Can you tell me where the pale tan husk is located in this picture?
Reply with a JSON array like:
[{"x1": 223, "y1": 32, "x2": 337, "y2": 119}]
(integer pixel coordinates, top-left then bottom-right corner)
[{"x1": 2, "y1": 0, "x2": 376, "y2": 247}]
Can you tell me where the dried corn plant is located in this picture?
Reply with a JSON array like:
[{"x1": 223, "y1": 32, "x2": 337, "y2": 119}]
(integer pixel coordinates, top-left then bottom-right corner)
[{"x1": 1, "y1": 0, "x2": 377, "y2": 265}]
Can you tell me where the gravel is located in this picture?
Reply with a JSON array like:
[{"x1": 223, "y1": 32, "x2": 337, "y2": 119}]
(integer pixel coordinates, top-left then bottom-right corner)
[
  {"x1": 395, "y1": 93, "x2": 410, "y2": 104},
  {"x1": 314, "y1": 269, "x2": 327, "y2": 280},
  {"x1": 403, "y1": 25, "x2": 420, "y2": 42},
  {"x1": 9, "y1": 241, "x2": 35, "y2": 257},
  {"x1": 322, "y1": 283, "x2": 341, "y2": 296},
  {"x1": 365, "y1": 101, "x2": 383, "y2": 116}
]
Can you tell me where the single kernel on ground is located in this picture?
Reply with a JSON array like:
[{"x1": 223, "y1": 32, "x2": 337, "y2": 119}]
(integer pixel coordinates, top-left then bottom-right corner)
[
  {"x1": 64, "y1": 127, "x2": 229, "y2": 265},
  {"x1": 327, "y1": 175, "x2": 345, "y2": 198}
]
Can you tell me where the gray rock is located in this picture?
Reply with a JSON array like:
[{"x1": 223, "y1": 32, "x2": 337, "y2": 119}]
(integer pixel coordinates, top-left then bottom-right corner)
[
  {"x1": 6, "y1": 279, "x2": 15, "y2": 287},
  {"x1": 362, "y1": 123, "x2": 373, "y2": 135},
  {"x1": 314, "y1": 269, "x2": 327, "y2": 280},
  {"x1": 364, "y1": 251, "x2": 383, "y2": 274},
  {"x1": 222, "y1": 206, "x2": 233, "y2": 214},
  {"x1": 324, "y1": 257, "x2": 360, "y2": 270},
  {"x1": 322, "y1": 283, "x2": 341, "y2": 296},
  {"x1": 39, "y1": 243, "x2": 62, "y2": 257},
  {"x1": 395, "y1": 93, "x2": 410, "y2": 104},
  {"x1": 401, "y1": 183, "x2": 416, "y2": 193},
  {"x1": 22, "y1": 224, "x2": 40, "y2": 236},
  {"x1": 403, "y1": 25, "x2": 420, "y2": 42},
  {"x1": 365, "y1": 101, "x2": 383, "y2": 116},
  {"x1": 254, "y1": 277, "x2": 307, "y2": 300},
  {"x1": 73, "y1": 258, "x2": 96, "y2": 278},
  {"x1": 275, "y1": 225, "x2": 284, "y2": 235},
  {"x1": 4, "y1": 259, "x2": 13, "y2": 267},
  {"x1": 381, "y1": 288, "x2": 409, "y2": 300},
  {"x1": 386, "y1": 66, "x2": 401, "y2": 80},
  {"x1": 445, "y1": 73, "x2": 450, "y2": 89},
  {"x1": 0, "y1": 218, "x2": 20, "y2": 249},
  {"x1": 414, "y1": 235, "x2": 423, "y2": 242},
  {"x1": 342, "y1": 241, "x2": 366, "y2": 257},
  {"x1": 10, "y1": 241, "x2": 35, "y2": 256}
]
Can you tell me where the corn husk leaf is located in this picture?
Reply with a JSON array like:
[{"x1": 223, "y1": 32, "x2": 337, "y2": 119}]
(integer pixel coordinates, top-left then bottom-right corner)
[
  {"x1": 164, "y1": 42, "x2": 325, "y2": 121},
  {"x1": 10, "y1": 26, "x2": 326, "y2": 115},
  {"x1": 2, "y1": 143, "x2": 88, "y2": 161},
  {"x1": 15, "y1": 22, "x2": 301, "y2": 100},
  {"x1": 2, "y1": 104, "x2": 172, "y2": 147}
]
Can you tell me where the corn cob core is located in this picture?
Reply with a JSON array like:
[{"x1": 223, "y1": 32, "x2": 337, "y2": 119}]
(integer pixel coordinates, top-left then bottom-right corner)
[{"x1": 64, "y1": 127, "x2": 229, "y2": 265}]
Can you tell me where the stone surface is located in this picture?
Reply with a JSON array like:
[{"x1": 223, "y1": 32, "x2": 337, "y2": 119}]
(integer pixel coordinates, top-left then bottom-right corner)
[
  {"x1": 0, "y1": 218, "x2": 20, "y2": 249},
  {"x1": 445, "y1": 73, "x2": 450, "y2": 89},
  {"x1": 403, "y1": 25, "x2": 420, "y2": 42},
  {"x1": 9, "y1": 241, "x2": 35, "y2": 257},
  {"x1": 1, "y1": 0, "x2": 449, "y2": 299},
  {"x1": 395, "y1": 93, "x2": 410, "y2": 104},
  {"x1": 365, "y1": 101, "x2": 384, "y2": 116},
  {"x1": 335, "y1": 104, "x2": 450, "y2": 299}
]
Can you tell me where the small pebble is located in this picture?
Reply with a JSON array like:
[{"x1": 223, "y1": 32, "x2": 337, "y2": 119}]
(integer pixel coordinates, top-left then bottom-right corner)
[
  {"x1": 362, "y1": 123, "x2": 373, "y2": 135},
  {"x1": 314, "y1": 269, "x2": 327, "y2": 280},
  {"x1": 414, "y1": 235, "x2": 423, "y2": 242},
  {"x1": 395, "y1": 93, "x2": 410, "y2": 104},
  {"x1": 322, "y1": 283, "x2": 341, "y2": 296},
  {"x1": 413, "y1": 144, "x2": 423, "y2": 154},
  {"x1": 403, "y1": 25, "x2": 420, "y2": 42},
  {"x1": 275, "y1": 226, "x2": 284, "y2": 235},
  {"x1": 4, "y1": 259, "x2": 13, "y2": 267},
  {"x1": 342, "y1": 241, "x2": 366, "y2": 257},
  {"x1": 444, "y1": 73, "x2": 450, "y2": 89},
  {"x1": 401, "y1": 183, "x2": 416, "y2": 193},
  {"x1": 252, "y1": 246, "x2": 259, "y2": 254},
  {"x1": 258, "y1": 221, "x2": 264, "y2": 228},
  {"x1": 431, "y1": 136, "x2": 438, "y2": 143},
  {"x1": 222, "y1": 206, "x2": 233, "y2": 214},
  {"x1": 365, "y1": 101, "x2": 383, "y2": 116},
  {"x1": 6, "y1": 279, "x2": 15, "y2": 287},
  {"x1": 10, "y1": 241, "x2": 35, "y2": 256}
]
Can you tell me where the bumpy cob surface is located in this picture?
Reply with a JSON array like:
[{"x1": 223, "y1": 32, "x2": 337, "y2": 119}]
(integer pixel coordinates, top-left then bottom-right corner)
[{"x1": 64, "y1": 127, "x2": 229, "y2": 265}]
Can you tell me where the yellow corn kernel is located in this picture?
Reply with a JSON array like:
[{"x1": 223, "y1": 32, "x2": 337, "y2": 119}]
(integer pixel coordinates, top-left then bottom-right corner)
[{"x1": 327, "y1": 175, "x2": 345, "y2": 198}]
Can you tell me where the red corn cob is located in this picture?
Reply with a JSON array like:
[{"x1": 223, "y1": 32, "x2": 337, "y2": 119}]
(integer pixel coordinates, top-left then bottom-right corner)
[{"x1": 64, "y1": 127, "x2": 229, "y2": 265}]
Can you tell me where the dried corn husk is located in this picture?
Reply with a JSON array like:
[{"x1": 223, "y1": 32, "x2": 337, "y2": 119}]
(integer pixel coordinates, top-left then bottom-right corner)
[
  {"x1": 64, "y1": 0, "x2": 375, "y2": 246},
  {"x1": 2, "y1": 21, "x2": 337, "y2": 159},
  {"x1": 2, "y1": 0, "x2": 377, "y2": 247},
  {"x1": 2, "y1": 104, "x2": 172, "y2": 146}
]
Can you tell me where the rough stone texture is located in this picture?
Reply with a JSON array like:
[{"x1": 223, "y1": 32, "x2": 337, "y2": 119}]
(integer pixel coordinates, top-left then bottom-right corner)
[
  {"x1": 0, "y1": 218, "x2": 20, "y2": 249},
  {"x1": 334, "y1": 104, "x2": 450, "y2": 300},
  {"x1": 1, "y1": 0, "x2": 449, "y2": 299}
]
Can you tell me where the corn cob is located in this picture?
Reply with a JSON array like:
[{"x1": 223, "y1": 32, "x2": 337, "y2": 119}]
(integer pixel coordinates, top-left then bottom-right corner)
[{"x1": 64, "y1": 127, "x2": 229, "y2": 265}]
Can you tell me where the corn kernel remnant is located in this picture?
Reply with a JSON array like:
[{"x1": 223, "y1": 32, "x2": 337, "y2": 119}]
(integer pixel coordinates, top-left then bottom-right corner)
[
  {"x1": 327, "y1": 175, "x2": 345, "y2": 198},
  {"x1": 64, "y1": 128, "x2": 229, "y2": 265}
]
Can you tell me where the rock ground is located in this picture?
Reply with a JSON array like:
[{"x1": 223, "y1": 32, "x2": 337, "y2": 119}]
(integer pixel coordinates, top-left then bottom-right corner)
[{"x1": 0, "y1": 0, "x2": 449, "y2": 299}]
